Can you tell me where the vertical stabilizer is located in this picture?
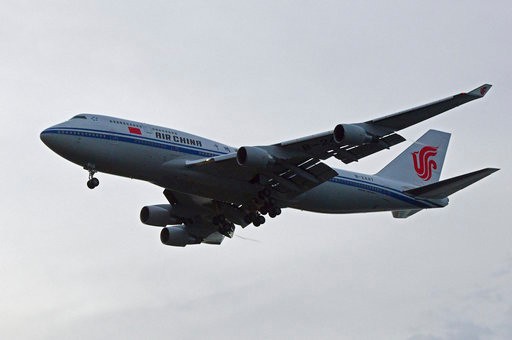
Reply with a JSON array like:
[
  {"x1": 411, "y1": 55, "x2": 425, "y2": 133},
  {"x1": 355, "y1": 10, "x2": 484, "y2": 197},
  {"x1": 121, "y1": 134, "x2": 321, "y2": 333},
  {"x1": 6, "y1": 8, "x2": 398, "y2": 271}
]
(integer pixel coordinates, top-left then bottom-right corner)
[{"x1": 376, "y1": 129, "x2": 451, "y2": 187}]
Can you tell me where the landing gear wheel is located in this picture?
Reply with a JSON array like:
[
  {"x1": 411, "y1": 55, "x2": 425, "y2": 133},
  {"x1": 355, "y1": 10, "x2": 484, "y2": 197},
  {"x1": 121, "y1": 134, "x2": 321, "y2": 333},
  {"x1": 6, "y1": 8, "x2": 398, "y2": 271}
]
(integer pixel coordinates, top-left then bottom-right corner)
[
  {"x1": 253, "y1": 215, "x2": 265, "y2": 226},
  {"x1": 257, "y1": 215, "x2": 266, "y2": 225},
  {"x1": 268, "y1": 206, "x2": 281, "y2": 218},
  {"x1": 87, "y1": 177, "x2": 99, "y2": 189},
  {"x1": 85, "y1": 164, "x2": 99, "y2": 189}
]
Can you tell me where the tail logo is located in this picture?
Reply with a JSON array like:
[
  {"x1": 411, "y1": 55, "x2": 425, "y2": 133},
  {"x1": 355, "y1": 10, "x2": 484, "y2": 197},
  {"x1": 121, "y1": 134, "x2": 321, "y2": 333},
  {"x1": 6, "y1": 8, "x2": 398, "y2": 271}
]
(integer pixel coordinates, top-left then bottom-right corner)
[{"x1": 412, "y1": 146, "x2": 438, "y2": 181}]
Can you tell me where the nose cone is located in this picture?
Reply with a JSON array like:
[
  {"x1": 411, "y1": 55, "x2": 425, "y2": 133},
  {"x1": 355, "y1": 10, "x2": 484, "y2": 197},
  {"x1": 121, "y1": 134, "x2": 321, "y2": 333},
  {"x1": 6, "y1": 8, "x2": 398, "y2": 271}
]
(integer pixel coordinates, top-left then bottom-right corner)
[
  {"x1": 40, "y1": 126, "x2": 63, "y2": 153},
  {"x1": 40, "y1": 128, "x2": 54, "y2": 149}
]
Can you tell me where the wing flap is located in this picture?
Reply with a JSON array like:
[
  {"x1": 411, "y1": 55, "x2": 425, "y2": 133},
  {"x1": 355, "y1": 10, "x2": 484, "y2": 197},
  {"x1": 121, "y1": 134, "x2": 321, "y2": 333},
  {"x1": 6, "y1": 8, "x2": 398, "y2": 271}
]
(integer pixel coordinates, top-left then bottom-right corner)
[
  {"x1": 267, "y1": 160, "x2": 338, "y2": 196},
  {"x1": 334, "y1": 133, "x2": 406, "y2": 164}
]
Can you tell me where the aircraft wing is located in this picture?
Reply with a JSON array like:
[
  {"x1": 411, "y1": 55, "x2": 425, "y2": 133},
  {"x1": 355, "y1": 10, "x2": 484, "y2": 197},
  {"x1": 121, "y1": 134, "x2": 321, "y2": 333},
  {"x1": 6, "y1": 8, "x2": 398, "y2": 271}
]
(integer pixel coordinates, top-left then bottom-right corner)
[
  {"x1": 364, "y1": 84, "x2": 491, "y2": 131},
  {"x1": 185, "y1": 151, "x2": 338, "y2": 199},
  {"x1": 184, "y1": 84, "x2": 491, "y2": 198},
  {"x1": 277, "y1": 84, "x2": 491, "y2": 164}
]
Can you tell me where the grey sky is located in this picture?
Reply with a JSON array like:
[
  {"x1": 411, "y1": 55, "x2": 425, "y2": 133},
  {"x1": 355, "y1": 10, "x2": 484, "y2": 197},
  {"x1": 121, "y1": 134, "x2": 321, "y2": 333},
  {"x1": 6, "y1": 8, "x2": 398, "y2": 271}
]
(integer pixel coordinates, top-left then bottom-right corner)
[{"x1": 2, "y1": 1, "x2": 511, "y2": 339}]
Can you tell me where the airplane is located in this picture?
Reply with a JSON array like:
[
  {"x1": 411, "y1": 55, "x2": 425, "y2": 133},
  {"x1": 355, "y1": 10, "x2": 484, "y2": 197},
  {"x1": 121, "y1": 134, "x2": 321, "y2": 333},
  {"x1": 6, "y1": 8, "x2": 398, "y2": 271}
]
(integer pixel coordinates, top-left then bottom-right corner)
[{"x1": 40, "y1": 84, "x2": 498, "y2": 247}]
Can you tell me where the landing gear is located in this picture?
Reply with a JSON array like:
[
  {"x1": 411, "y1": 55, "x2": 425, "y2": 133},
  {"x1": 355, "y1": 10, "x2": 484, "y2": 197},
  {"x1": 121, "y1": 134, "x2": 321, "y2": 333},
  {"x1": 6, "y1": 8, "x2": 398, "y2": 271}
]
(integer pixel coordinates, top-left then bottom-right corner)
[
  {"x1": 85, "y1": 164, "x2": 99, "y2": 189},
  {"x1": 253, "y1": 215, "x2": 266, "y2": 227},
  {"x1": 268, "y1": 206, "x2": 282, "y2": 218},
  {"x1": 243, "y1": 211, "x2": 266, "y2": 227},
  {"x1": 243, "y1": 187, "x2": 282, "y2": 227},
  {"x1": 87, "y1": 177, "x2": 99, "y2": 189}
]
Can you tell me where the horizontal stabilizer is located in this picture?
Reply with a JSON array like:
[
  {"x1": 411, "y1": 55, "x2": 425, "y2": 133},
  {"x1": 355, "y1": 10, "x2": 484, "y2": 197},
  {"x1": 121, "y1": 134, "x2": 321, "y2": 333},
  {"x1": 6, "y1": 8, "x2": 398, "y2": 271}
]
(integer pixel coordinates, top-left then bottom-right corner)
[{"x1": 404, "y1": 168, "x2": 499, "y2": 199}]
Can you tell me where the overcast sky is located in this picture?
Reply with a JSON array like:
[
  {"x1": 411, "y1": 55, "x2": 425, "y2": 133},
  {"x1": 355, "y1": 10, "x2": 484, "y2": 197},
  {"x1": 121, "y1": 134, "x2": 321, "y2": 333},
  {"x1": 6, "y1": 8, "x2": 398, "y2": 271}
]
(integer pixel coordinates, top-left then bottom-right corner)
[{"x1": 2, "y1": 1, "x2": 511, "y2": 339}]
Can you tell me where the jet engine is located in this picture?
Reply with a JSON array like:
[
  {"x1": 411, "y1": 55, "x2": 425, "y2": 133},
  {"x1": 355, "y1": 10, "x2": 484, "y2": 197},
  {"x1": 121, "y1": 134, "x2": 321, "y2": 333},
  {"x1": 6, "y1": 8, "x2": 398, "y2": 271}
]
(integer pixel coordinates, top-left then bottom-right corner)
[
  {"x1": 333, "y1": 124, "x2": 373, "y2": 145},
  {"x1": 140, "y1": 204, "x2": 180, "y2": 226},
  {"x1": 160, "y1": 226, "x2": 201, "y2": 247},
  {"x1": 236, "y1": 146, "x2": 275, "y2": 167}
]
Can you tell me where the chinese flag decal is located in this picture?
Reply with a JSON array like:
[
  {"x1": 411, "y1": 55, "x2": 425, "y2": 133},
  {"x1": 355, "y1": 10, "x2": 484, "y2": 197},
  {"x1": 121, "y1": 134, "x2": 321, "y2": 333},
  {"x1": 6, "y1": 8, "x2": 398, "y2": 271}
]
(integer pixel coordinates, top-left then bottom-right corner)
[{"x1": 128, "y1": 126, "x2": 142, "y2": 135}]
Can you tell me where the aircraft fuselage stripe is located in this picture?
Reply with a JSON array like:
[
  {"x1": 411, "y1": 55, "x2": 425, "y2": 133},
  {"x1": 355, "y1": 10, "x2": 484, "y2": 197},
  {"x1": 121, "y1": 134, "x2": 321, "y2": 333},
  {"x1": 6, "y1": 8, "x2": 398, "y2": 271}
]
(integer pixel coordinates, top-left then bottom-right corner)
[{"x1": 42, "y1": 127, "x2": 440, "y2": 209}]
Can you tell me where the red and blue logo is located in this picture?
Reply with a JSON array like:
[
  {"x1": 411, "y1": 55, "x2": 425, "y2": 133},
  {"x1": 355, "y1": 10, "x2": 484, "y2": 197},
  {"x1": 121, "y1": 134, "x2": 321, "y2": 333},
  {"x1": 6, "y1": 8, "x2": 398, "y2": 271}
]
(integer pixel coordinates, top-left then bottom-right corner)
[{"x1": 412, "y1": 146, "x2": 438, "y2": 181}]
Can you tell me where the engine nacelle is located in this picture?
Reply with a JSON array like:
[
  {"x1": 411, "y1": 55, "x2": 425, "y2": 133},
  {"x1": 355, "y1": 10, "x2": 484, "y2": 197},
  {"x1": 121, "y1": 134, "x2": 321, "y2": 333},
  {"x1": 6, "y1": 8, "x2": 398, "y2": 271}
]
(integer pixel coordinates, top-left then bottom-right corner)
[
  {"x1": 140, "y1": 204, "x2": 180, "y2": 226},
  {"x1": 160, "y1": 226, "x2": 201, "y2": 247},
  {"x1": 333, "y1": 124, "x2": 373, "y2": 145},
  {"x1": 236, "y1": 146, "x2": 275, "y2": 168}
]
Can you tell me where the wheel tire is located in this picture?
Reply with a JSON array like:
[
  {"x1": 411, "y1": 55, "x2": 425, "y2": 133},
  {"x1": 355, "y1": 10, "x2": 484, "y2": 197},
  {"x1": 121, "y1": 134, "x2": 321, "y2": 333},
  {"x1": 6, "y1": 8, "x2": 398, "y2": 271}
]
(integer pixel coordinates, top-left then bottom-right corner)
[
  {"x1": 258, "y1": 216, "x2": 266, "y2": 225},
  {"x1": 276, "y1": 207, "x2": 282, "y2": 216},
  {"x1": 87, "y1": 180, "x2": 95, "y2": 189},
  {"x1": 269, "y1": 211, "x2": 277, "y2": 218},
  {"x1": 91, "y1": 177, "x2": 99, "y2": 187}
]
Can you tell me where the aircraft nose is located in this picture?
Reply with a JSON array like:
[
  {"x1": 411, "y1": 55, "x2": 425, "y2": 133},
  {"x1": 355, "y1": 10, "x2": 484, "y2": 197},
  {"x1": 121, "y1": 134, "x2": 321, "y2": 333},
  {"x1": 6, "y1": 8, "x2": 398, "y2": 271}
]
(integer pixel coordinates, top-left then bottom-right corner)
[
  {"x1": 40, "y1": 127, "x2": 59, "y2": 150},
  {"x1": 40, "y1": 128, "x2": 51, "y2": 146}
]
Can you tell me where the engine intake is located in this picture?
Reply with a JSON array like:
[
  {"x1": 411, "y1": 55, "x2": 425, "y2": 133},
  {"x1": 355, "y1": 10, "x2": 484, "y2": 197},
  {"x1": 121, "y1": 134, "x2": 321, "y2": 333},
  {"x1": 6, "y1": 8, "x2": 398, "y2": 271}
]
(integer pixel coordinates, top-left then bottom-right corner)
[
  {"x1": 333, "y1": 124, "x2": 373, "y2": 145},
  {"x1": 140, "y1": 204, "x2": 180, "y2": 226},
  {"x1": 236, "y1": 146, "x2": 275, "y2": 168},
  {"x1": 160, "y1": 226, "x2": 201, "y2": 247}
]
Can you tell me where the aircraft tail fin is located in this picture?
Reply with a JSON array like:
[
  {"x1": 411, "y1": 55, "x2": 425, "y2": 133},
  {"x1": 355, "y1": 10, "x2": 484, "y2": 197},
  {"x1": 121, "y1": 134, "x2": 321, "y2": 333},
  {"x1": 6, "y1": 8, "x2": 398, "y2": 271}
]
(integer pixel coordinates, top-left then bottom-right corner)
[
  {"x1": 403, "y1": 168, "x2": 499, "y2": 199},
  {"x1": 376, "y1": 129, "x2": 451, "y2": 187}
]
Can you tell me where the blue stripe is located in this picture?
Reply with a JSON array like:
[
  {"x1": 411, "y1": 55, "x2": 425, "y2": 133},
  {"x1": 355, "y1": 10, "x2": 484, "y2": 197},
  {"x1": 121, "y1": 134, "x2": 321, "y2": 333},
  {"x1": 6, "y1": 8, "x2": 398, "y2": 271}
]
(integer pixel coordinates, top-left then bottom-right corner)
[
  {"x1": 43, "y1": 127, "x2": 440, "y2": 209},
  {"x1": 42, "y1": 127, "x2": 227, "y2": 158},
  {"x1": 329, "y1": 176, "x2": 438, "y2": 209}
]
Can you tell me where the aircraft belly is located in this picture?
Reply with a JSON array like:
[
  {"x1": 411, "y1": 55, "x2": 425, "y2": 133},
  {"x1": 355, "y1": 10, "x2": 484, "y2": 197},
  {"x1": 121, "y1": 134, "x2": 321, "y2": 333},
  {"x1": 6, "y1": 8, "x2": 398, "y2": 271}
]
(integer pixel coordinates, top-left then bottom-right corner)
[
  {"x1": 156, "y1": 169, "x2": 256, "y2": 204},
  {"x1": 288, "y1": 180, "x2": 417, "y2": 213}
]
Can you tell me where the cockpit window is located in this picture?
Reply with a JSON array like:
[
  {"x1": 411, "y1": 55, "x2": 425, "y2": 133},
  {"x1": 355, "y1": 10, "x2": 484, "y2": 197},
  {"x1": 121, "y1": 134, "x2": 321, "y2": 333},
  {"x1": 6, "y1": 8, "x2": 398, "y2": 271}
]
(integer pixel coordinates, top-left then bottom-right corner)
[{"x1": 72, "y1": 115, "x2": 87, "y2": 119}]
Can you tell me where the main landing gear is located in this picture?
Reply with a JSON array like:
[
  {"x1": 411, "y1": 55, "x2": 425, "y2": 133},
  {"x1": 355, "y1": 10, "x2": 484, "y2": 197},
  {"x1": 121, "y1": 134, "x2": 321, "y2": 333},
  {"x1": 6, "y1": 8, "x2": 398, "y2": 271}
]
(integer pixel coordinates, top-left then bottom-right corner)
[
  {"x1": 243, "y1": 188, "x2": 282, "y2": 227},
  {"x1": 85, "y1": 165, "x2": 99, "y2": 189},
  {"x1": 244, "y1": 212, "x2": 266, "y2": 227}
]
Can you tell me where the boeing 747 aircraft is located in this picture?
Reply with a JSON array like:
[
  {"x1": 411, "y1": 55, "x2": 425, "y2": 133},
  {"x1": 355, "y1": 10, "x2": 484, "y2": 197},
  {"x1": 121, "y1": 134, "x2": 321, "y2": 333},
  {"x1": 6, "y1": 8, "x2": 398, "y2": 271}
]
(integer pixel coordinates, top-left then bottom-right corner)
[{"x1": 41, "y1": 84, "x2": 498, "y2": 246}]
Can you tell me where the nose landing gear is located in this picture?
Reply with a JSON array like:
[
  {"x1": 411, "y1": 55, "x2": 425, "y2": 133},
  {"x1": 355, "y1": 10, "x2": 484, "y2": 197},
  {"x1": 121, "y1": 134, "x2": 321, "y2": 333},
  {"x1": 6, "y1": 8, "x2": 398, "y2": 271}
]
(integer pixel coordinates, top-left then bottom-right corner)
[
  {"x1": 85, "y1": 165, "x2": 99, "y2": 189},
  {"x1": 87, "y1": 177, "x2": 99, "y2": 189}
]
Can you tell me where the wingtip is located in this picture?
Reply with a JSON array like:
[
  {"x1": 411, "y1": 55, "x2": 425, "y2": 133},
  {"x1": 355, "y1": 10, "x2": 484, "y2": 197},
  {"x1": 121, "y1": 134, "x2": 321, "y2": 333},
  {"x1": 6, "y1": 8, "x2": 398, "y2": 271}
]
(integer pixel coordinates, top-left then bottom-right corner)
[
  {"x1": 467, "y1": 84, "x2": 492, "y2": 97},
  {"x1": 479, "y1": 167, "x2": 500, "y2": 177}
]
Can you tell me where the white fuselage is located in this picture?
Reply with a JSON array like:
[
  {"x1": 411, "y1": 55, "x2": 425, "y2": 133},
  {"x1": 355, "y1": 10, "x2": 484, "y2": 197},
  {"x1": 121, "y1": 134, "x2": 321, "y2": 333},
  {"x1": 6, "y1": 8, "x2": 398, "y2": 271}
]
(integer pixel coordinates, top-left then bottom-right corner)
[{"x1": 40, "y1": 114, "x2": 446, "y2": 214}]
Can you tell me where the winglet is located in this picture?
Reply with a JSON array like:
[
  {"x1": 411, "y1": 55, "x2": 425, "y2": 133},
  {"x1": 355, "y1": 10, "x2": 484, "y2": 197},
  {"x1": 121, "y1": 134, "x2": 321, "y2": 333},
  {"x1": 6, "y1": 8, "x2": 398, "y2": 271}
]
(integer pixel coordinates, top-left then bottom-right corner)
[{"x1": 467, "y1": 84, "x2": 492, "y2": 97}]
